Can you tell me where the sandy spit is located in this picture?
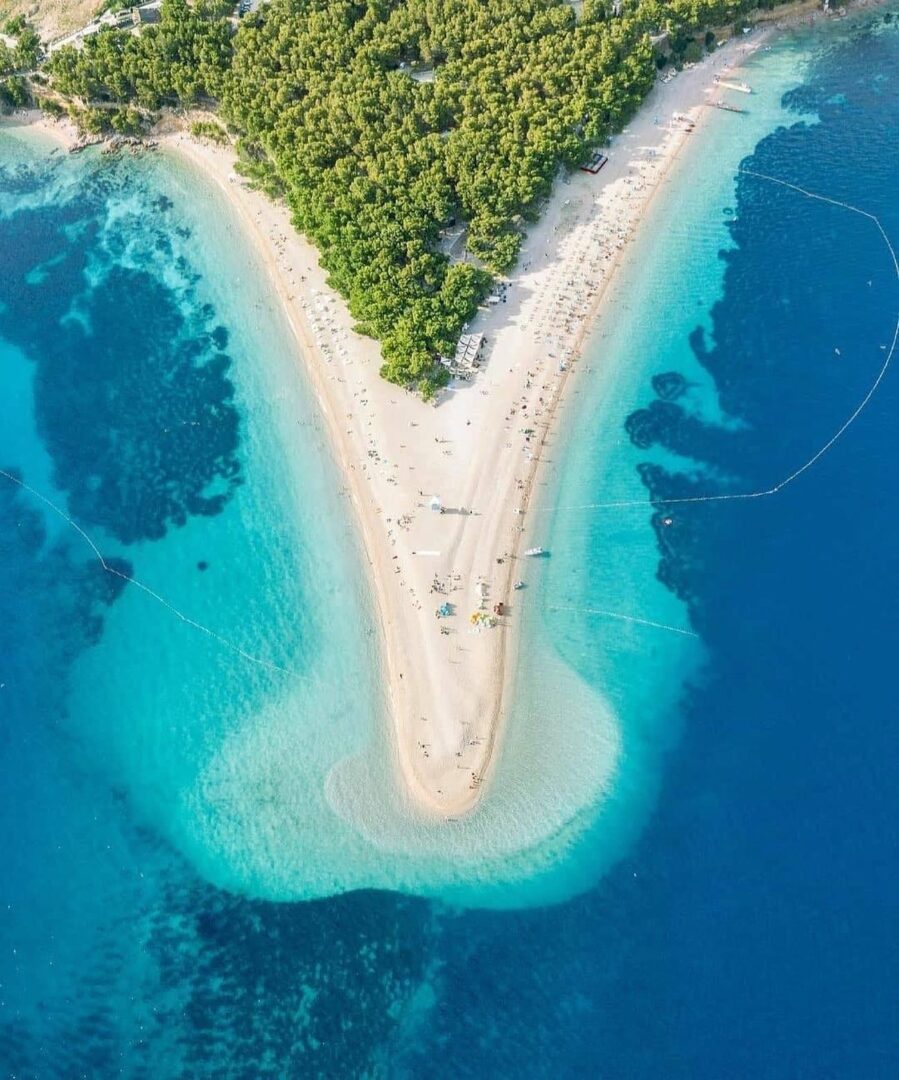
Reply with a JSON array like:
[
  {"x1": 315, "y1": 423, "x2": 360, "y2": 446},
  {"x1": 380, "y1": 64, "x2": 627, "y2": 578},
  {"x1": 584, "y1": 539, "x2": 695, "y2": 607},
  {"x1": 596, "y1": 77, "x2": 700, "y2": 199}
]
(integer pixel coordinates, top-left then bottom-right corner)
[{"x1": 1, "y1": 3, "x2": 845, "y2": 819}]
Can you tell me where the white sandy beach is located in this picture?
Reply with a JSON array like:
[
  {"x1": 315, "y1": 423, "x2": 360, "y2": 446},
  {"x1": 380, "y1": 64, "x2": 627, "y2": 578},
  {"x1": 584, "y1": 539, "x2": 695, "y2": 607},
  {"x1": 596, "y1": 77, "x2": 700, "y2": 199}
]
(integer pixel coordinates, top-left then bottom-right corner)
[
  {"x1": 1, "y1": 13, "x2": 818, "y2": 820},
  {"x1": 159, "y1": 35, "x2": 781, "y2": 820}
]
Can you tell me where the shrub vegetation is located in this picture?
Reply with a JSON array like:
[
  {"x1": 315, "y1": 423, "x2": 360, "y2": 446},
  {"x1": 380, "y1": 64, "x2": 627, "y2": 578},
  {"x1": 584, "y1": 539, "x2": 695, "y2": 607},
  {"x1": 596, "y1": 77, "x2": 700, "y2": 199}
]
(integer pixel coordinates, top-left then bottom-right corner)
[{"x1": 46, "y1": 0, "x2": 778, "y2": 392}]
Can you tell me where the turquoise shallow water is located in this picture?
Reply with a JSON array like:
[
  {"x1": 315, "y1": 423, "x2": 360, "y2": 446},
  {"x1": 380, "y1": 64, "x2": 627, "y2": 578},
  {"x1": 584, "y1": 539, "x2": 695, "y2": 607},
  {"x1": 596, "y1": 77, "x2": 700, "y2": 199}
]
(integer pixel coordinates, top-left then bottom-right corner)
[
  {"x1": 0, "y1": 128, "x2": 399, "y2": 902},
  {"x1": 496, "y1": 30, "x2": 822, "y2": 901},
  {"x1": 0, "y1": 110, "x2": 758, "y2": 911},
  {"x1": 0, "y1": 119, "x2": 638, "y2": 911},
  {"x1": 3, "y1": 6, "x2": 898, "y2": 1071}
]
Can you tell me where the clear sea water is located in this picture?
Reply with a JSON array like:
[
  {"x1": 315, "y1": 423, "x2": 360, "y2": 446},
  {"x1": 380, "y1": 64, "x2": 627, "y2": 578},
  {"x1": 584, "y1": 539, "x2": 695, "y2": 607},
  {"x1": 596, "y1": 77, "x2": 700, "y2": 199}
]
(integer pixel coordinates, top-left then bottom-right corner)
[{"x1": 2, "y1": 7, "x2": 898, "y2": 1074}]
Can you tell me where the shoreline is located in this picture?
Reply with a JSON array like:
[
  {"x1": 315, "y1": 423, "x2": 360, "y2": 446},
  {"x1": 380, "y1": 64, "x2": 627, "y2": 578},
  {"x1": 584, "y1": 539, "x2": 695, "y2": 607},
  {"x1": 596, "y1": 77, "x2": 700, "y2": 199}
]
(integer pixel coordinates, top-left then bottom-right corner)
[
  {"x1": 0, "y1": 1, "x2": 863, "y2": 823},
  {"x1": 167, "y1": 36, "x2": 765, "y2": 820}
]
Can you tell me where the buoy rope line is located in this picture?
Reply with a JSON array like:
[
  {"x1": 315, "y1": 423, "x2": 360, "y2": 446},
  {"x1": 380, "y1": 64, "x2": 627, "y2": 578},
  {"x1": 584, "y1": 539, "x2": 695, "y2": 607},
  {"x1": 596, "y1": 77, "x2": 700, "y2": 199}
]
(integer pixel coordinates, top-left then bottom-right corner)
[
  {"x1": 0, "y1": 466, "x2": 300, "y2": 678},
  {"x1": 2, "y1": 176, "x2": 893, "y2": 654},
  {"x1": 529, "y1": 172, "x2": 897, "y2": 638},
  {"x1": 535, "y1": 169, "x2": 899, "y2": 516},
  {"x1": 546, "y1": 605, "x2": 700, "y2": 638}
]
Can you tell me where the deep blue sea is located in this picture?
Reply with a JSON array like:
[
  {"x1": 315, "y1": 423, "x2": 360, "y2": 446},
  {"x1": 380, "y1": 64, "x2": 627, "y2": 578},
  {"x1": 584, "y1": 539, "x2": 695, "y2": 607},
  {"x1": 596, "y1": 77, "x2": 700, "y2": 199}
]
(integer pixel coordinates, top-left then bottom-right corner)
[{"x1": 2, "y1": 8, "x2": 899, "y2": 1077}]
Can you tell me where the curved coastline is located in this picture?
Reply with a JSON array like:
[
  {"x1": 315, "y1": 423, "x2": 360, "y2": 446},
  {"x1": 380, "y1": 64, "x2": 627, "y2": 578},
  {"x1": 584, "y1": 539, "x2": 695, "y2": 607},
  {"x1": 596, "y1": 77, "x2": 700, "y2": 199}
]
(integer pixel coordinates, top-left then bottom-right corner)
[
  {"x1": 156, "y1": 34, "x2": 771, "y2": 824},
  {"x1": 8, "y1": 29, "x2": 772, "y2": 808},
  {"x1": 0, "y1": 3, "x2": 858, "y2": 905}
]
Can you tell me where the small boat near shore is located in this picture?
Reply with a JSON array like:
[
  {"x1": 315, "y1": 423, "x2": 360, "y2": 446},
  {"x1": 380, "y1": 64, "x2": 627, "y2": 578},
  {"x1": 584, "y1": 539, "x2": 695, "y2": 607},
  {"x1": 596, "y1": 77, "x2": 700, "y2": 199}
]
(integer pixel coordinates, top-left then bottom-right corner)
[
  {"x1": 524, "y1": 546, "x2": 546, "y2": 557},
  {"x1": 709, "y1": 100, "x2": 747, "y2": 115},
  {"x1": 717, "y1": 79, "x2": 752, "y2": 94}
]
